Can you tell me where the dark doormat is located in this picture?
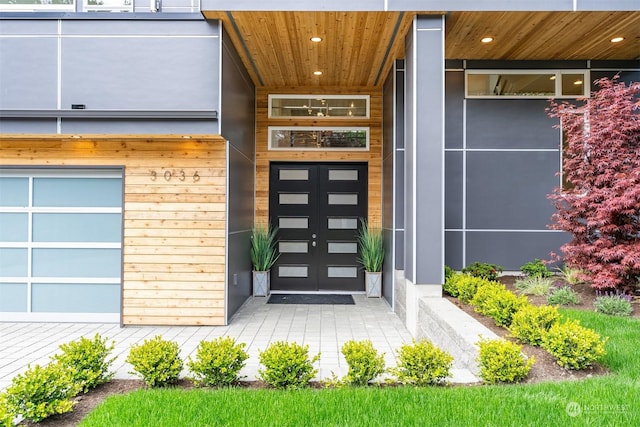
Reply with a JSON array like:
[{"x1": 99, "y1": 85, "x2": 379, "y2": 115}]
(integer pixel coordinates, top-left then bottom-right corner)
[{"x1": 267, "y1": 294, "x2": 355, "y2": 305}]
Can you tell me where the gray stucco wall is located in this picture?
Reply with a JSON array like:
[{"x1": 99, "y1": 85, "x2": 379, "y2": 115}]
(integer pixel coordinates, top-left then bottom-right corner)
[
  {"x1": 0, "y1": 18, "x2": 220, "y2": 134},
  {"x1": 220, "y1": 26, "x2": 256, "y2": 321}
]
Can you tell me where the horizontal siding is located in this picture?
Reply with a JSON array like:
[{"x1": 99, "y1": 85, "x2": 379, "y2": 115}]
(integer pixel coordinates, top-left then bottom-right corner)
[{"x1": 0, "y1": 134, "x2": 227, "y2": 326}]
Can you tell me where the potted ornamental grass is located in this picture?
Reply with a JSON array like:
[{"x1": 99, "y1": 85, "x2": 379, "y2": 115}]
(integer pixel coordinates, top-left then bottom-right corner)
[
  {"x1": 251, "y1": 222, "x2": 279, "y2": 297},
  {"x1": 356, "y1": 218, "x2": 384, "y2": 297}
]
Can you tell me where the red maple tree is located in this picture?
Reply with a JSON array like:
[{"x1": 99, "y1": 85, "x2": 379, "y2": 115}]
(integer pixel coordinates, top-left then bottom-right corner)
[{"x1": 548, "y1": 77, "x2": 640, "y2": 291}]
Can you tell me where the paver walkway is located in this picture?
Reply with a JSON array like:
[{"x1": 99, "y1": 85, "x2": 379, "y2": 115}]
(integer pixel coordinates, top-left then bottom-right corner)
[{"x1": 1, "y1": 295, "x2": 418, "y2": 391}]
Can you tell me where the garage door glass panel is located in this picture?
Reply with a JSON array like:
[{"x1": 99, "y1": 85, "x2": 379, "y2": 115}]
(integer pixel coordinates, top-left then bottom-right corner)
[
  {"x1": 0, "y1": 249, "x2": 28, "y2": 276},
  {"x1": 0, "y1": 178, "x2": 29, "y2": 207},
  {"x1": 31, "y1": 284, "x2": 120, "y2": 313},
  {"x1": 0, "y1": 213, "x2": 28, "y2": 241},
  {"x1": 33, "y1": 213, "x2": 122, "y2": 242},
  {"x1": 32, "y1": 248, "x2": 121, "y2": 278},
  {"x1": 0, "y1": 284, "x2": 27, "y2": 312},
  {"x1": 33, "y1": 178, "x2": 122, "y2": 207}
]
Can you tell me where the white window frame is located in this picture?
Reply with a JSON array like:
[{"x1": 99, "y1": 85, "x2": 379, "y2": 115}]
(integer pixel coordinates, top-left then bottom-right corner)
[
  {"x1": 268, "y1": 94, "x2": 370, "y2": 119},
  {"x1": 83, "y1": 0, "x2": 133, "y2": 12},
  {"x1": 465, "y1": 70, "x2": 590, "y2": 99},
  {"x1": 268, "y1": 126, "x2": 370, "y2": 151}
]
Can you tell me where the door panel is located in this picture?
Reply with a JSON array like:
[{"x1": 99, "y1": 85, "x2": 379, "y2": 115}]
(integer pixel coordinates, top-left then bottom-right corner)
[{"x1": 269, "y1": 163, "x2": 367, "y2": 292}]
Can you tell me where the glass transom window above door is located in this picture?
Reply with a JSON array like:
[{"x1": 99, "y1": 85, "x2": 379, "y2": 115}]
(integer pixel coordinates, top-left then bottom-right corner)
[
  {"x1": 269, "y1": 163, "x2": 368, "y2": 292},
  {"x1": 0, "y1": 169, "x2": 123, "y2": 322}
]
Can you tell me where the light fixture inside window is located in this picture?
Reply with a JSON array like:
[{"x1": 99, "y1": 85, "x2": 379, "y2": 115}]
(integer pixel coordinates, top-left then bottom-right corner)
[
  {"x1": 549, "y1": 76, "x2": 556, "y2": 80},
  {"x1": 610, "y1": 36, "x2": 625, "y2": 43},
  {"x1": 481, "y1": 37, "x2": 494, "y2": 43},
  {"x1": 313, "y1": 71, "x2": 323, "y2": 76},
  {"x1": 574, "y1": 80, "x2": 583, "y2": 85},
  {"x1": 310, "y1": 36, "x2": 323, "y2": 43}
]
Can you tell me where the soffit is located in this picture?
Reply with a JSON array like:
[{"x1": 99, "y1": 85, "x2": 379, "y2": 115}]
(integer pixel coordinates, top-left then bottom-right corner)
[{"x1": 203, "y1": 10, "x2": 640, "y2": 88}]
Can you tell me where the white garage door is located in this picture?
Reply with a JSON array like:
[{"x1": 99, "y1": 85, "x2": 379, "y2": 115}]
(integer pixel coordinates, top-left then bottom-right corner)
[{"x1": 0, "y1": 169, "x2": 123, "y2": 322}]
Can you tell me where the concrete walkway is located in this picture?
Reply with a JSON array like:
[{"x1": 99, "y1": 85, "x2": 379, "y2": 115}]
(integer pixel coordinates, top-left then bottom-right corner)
[{"x1": 0, "y1": 295, "x2": 478, "y2": 391}]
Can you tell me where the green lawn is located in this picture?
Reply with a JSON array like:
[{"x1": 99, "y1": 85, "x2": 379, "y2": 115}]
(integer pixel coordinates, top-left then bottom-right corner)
[{"x1": 79, "y1": 310, "x2": 640, "y2": 427}]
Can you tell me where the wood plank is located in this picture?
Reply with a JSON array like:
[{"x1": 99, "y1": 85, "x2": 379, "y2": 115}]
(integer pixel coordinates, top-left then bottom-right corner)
[
  {"x1": 123, "y1": 263, "x2": 226, "y2": 273},
  {"x1": 122, "y1": 307, "x2": 225, "y2": 317},
  {"x1": 124, "y1": 229, "x2": 225, "y2": 239},
  {"x1": 122, "y1": 280, "x2": 226, "y2": 291},
  {"x1": 123, "y1": 289, "x2": 225, "y2": 299},
  {"x1": 123, "y1": 245, "x2": 226, "y2": 256},
  {"x1": 123, "y1": 316, "x2": 224, "y2": 326},
  {"x1": 124, "y1": 298, "x2": 224, "y2": 308}
]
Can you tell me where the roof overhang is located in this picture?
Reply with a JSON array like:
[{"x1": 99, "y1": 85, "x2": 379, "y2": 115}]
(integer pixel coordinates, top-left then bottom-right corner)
[{"x1": 202, "y1": 5, "x2": 640, "y2": 88}]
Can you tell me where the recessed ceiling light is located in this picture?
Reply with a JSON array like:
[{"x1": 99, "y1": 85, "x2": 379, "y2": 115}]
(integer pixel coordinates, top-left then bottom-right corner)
[
  {"x1": 610, "y1": 36, "x2": 625, "y2": 43},
  {"x1": 310, "y1": 37, "x2": 323, "y2": 43},
  {"x1": 313, "y1": 71, "x2": 323, "y2": 76},
  {"x1": 481, "y1": 37, "x2": 494, "y2": 43}
]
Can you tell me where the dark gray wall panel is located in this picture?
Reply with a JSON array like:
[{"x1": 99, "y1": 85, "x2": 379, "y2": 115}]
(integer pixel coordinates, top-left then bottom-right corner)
[
  {"x1": 467, "y1": 151, "x2": 560, "y2": 230},
  {"x1": 382, "y1": 229, "x2": 394, "y2": 304},
  {"x1": 466, "y1": 151, "x2": 559, "y2": 230},
  {"x1": 0, "y1": 38, "x2": 58, "y2": 109},
  {"x1": 445, "y1": 151, "x2": 463, "y2": 229},
  {"x1": 395, "y1": 63, "x2": 405, "y2": 150},
  {"x1": 467, "y1": 100, "x2": 559, "y2": 149},
  {"x1": 61, "y1": 37, "x2": 219, "y2": 110},
  {"x1": 227, "y1": 145, "x2": 254, "y2": 233},
  {"x1": 590, "y1": 60, "x2": 640, "y2": 69},
  {"x1": 0, "y1": 119, "x2": 57, "y2": 133},
  {"x1": 466, "y1": 60, "x2": 587, "y2": 69},
  {"x1": 220, "y1": 25, "x2": 255, "y2": 322},
  {"x1": 445, "y1": 231, "x2": 463, "y2": 270},
  {"x1": 591, "y1": 71, "x2": 640, "y2": 88},
  {"x1": 395, "y1": 230, "x2": 404, "y2": 270},
  {"x1": 226, "y1": 230, "x2": 252, "y2": 319},
  {"x1": 466, "y1": 231, "x2": 570, "y2": 271},
  {"x1": 382, "y1": 69, "x2": 394, "y2": 163},
  {"x1": 221, "y1": 27, "x2": 255, "y2": 160},
  {"x1": 445, "y1": 71, "x2": 464, "y2": 149},
  {"x1": 60, "y1": 119, "x2": 218, "y2": 134}
]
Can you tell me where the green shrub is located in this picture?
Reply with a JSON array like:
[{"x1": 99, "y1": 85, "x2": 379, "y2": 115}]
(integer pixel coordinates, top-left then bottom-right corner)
[
  {"x1": 547, "y1": 286, "x2": 581, "y2": 305},
  {"x1": 392, "y1": 339, "x2": 453, "y2": 386},
  {"x1": 520, "y1": 258, "x2": 552, "y2": 278},
  {"x1": 476, "y1": 338, "x2": 534, "y2": 384},
  {"x1": 444, "y1": 265, "x2": 455, "y2": 282},
  {"x1": 443, "y1": 272, "x2": 462, "y2": 297},
  {"x1": 4, "y1": 362, "x2": 80, "y2": 423},
  {"x1": 187, "y1": 337, "x2": 249, "y2": 387},
  {"x1": 457, "y1": 275, "x2": 495, "y2": 304},
  {"x1": 126, "y1": 336, "x2": 183, "y2": 387},
  {"x1": 594, "y1": 292, "x2": 633, "y2": 316},
  {"x1": 462, "y1": 261, "x2": 503, "y2": 281},
  {"x1": 258, "y1": 341, "x2": 320, "y2": 389},
  {"x1": 340, "y1": 340, "x2": 386, "y2": 386},
  {"x1": 51, "y1": 333, "x2": 115, "y2": 393},
  {"x1": 514, "y1": 276, "x2": 554, "y2": 296},
  {"x1": 509, "y1": 305, "x2": 560, "y2": 346},
  {"x1": 541, "y1": 319, "x2": 607, "y2": 370},
  {"x1": 471, "y1": 283, "x2": 529, "y2": 327},
  {"x1": 0, "y1": 393, "x2": 14, "y2": 427}
]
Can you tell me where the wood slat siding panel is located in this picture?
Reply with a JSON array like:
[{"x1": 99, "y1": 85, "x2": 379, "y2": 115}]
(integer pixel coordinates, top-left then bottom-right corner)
[
  {"x1": 0, "y1": 135, "x2": 228, "y2": 326},
  {"x1": 255, "y1": 87, "x2": 383, "y2": 227}
]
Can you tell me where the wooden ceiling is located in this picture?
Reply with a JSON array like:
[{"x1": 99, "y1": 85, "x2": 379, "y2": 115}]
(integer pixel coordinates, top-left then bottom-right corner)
[{"x1": 203, "y1": 10, "x2": 640, "y2": 88}]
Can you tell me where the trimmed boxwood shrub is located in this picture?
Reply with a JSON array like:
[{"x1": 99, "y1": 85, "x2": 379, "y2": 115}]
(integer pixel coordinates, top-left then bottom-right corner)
[
  {"x1": 476, "y1": 338, "x2": 534, "y2": 384},
  {"x1": 4, "y1": 362, "x2": 80, "y2": 423},
  {"x1": 509, "y1": 305, "x2": 560, "y2": 346},
  {"x1": 126, "y1": 335, "x2": 183, "y2": 387},
  {"x1": 187, "y1": 337, "x2": 249, "y2": 387},
  {"x1": 51, "y1": 333, "x2": 115, "y2": 393},
  {"x1": 341, "y1": 340, "x2": 386, "y2": 386},
  {"x1": 392, "y1": 339, "x2": 453, "y2": 386},
  {"x1": 0, "y1": 393, "x2": 14, "y2": 427},
  {"x1": 542, "y1": 319, "x2": 607, "y2": 370},
  {"x1": 471, "y1": 283, "x2": 529, "y2": 327},
  {"x1": 258, "y1": 341, "x2": 320, "y2": 389}
]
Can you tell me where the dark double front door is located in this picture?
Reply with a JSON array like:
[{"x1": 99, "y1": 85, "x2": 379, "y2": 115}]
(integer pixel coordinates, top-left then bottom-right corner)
[{"x1": 269, "y1": 163, "x2": 368, "y2": 292}]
